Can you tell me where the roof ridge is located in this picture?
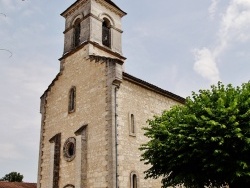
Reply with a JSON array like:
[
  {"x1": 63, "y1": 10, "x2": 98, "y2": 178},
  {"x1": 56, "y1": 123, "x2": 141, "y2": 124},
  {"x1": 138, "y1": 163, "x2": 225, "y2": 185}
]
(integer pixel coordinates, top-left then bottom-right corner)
[{"x1": 123, "y1": 72, "x2": 185, "y2": 104}]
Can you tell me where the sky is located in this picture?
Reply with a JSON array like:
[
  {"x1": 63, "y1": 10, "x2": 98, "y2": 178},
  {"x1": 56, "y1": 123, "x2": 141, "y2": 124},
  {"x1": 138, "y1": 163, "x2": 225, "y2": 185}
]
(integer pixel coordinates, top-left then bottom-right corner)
[{"x1": 0, "y1": 0, "x2": 250, "y2": 183}]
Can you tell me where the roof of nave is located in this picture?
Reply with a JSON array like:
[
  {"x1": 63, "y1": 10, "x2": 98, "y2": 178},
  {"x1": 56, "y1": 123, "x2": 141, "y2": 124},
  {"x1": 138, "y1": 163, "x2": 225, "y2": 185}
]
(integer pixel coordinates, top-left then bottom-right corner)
[
  {"x1": 123, "y1": 72, "x2": 185, "y2": 104},
  {"x1": 0, "y1": 182, "x2": 37, "y2": 188}
]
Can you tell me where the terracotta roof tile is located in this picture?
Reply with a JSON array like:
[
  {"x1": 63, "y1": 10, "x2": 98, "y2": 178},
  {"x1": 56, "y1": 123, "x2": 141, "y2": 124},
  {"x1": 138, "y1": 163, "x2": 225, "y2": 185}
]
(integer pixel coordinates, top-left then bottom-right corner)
[{"x1": 0, "y1": 182, "x2": 36, "y2": 188}]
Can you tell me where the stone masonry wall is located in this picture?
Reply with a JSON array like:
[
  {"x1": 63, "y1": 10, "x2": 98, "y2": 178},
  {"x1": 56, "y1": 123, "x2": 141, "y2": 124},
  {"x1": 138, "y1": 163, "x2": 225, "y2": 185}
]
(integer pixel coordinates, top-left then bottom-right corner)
[
  {"x1": 63, "y1": 0, "x2": 124, "y2": 56},
  {"x1": 91, "y1": 0, "x2": 123, "y2": 54},
  {"x1": 39, "y1": 45, "x2": 110, "y2": 188},
  {"x1": 117, "y1": 79, "x2": 183, "y2": 188}
]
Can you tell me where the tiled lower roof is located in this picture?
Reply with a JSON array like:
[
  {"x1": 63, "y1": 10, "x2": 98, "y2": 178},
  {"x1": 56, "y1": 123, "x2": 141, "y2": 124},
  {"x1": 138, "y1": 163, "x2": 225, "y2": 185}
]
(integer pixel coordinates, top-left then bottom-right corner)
[{"x1": 0, "y1": 182, "x2": 36, "y2": 188}]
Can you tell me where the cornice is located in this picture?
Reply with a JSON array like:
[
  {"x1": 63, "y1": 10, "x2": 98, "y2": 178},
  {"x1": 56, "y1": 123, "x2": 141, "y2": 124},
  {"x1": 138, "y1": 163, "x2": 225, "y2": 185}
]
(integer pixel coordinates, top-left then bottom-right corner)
[
  {"x1": 61, "y1": 0, "x2": 89, "y2": 18},
  {"x1": 89, "y1": 55, "x2": 124, "y2": 65},
  {"x1": 61, "y1": 0, "x2": 126, "y2": 18},
  {"x1": 59, "y1": 41, "x2": 126, "y2": 61}
]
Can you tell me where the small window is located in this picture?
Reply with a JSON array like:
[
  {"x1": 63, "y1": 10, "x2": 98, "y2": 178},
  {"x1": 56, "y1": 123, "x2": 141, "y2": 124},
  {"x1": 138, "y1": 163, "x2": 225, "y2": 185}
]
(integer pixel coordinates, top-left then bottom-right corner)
[
  {"x1": 74, "y1": 19, "x2": 81, "y2": 47},
  {"x1": 129, "y1": 113, "x2": 136, "y2": 136},
  {"x1": 102, "y1": 19, "x2": 111, "y2": 48},
  {"x1": 130, "y1": 172, "x2": 138, "y2": 188},
  {"x1": 131, "y1": 114, "x2": 135, "y2": 134},
  {"x1": 63, "y1": 137, "x2": 76, "y2": 162},
  {"x1": 68, "y1": 86, "x2": 76, "y2": 113}
]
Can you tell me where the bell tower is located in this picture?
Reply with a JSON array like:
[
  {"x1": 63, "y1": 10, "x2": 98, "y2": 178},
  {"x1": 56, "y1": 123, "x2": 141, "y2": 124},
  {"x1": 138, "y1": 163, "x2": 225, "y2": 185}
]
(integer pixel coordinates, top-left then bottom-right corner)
[
  {"x1": 38, "y1": 1, "x2": 127, "y2": 188},
  {"x1": 61, "y1": 0, "x2": 126, "y2": 60}
]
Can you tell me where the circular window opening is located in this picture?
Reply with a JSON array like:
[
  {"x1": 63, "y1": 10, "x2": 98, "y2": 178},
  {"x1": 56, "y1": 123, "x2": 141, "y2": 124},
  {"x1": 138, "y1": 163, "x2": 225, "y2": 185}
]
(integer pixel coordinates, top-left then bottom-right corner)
[{"x1": 63, "y1": 137, "x2": 76, "y2": 162}]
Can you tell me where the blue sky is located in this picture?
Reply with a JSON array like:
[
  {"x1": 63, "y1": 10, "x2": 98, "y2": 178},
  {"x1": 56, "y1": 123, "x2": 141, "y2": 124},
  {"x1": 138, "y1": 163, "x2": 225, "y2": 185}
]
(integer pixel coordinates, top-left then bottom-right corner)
[{"x1": 0, "y1": 0, "x2": 250, "y2": 182}]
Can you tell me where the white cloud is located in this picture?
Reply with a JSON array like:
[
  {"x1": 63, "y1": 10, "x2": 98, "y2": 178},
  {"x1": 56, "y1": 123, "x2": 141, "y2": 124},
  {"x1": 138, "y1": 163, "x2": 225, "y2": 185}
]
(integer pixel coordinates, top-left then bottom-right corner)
[
  {"x1": 193, "y1": 48, "x2": 220, "y2": 84},
  {"x1": 209, "y1": 0, "x2": 219, "y2": 19},
  {"x1": 219, "y1": 0, "x2": 250, "y2": 43},
  {"x1": 193, "y1": 0, "x2": 250, "y2": 83}
]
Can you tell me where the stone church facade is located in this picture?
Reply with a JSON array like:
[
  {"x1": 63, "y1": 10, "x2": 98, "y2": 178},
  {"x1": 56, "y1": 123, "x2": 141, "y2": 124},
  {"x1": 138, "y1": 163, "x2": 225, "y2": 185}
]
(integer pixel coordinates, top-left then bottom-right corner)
[{"x1": 37, "y1": 0, "x2": 185, "y2": 187}]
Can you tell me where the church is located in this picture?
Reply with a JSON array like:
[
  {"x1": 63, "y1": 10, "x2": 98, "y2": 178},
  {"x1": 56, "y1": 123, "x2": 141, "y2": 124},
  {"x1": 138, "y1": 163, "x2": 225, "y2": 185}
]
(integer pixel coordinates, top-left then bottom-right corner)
[{"x1": 37, "y1": 0, "x2": 185, "y2": 187}]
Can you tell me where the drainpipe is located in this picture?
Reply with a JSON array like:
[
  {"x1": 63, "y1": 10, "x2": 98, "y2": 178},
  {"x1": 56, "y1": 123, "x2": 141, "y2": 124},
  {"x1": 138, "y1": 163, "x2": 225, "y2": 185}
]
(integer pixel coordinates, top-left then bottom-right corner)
[{"x1": 114, "y1": 86, "x2": 118, "y2": 188}]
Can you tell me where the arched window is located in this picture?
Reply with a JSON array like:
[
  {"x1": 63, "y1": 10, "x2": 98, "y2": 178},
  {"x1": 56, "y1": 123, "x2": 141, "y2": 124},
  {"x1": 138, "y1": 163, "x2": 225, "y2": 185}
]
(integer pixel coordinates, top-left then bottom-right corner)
[
  {"x1": 63, "y1": 184, "x2": 75, "y2": 188},
  {"x1": 68, "y1": 86, "x2": 76, "y2": 113},
  {"x1": 130, "y1": 172, "x2": 138, "y2": 188},
  {"x1": 102, "y1": 18, "x2": 111, "y2": 48},
  {"x1": 132, "y1": 174, "x2": 137, "y2": 188},
  {"x1": 73, "y1": 18, "x2": 81, "y2": 47}
]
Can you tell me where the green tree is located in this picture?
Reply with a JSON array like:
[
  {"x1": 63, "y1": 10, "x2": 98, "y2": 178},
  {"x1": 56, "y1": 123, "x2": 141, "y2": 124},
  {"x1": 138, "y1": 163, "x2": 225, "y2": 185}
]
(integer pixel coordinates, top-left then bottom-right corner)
[
  {"x1": 0, "y1": 172, "x2": 24, "y2": 182},
  {"x1": 140, "y1": 82, "x2": 250, "y2": 188}
]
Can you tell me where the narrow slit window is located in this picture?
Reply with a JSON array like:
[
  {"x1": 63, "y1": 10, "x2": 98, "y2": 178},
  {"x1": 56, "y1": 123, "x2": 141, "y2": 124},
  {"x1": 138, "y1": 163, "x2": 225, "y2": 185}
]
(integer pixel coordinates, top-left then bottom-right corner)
[
  {"x1": 68, "y1": 87, "x2": 76, "y2": 113},
  {"x1": 131, "y1": 114, "x2": 135, "y2": 134},
  {"x1": 102, "y1": 19, "x2": 111, "y2": 48},
  {"x1": 129, "y1": 113, "x2": 136, "y2": 136}
]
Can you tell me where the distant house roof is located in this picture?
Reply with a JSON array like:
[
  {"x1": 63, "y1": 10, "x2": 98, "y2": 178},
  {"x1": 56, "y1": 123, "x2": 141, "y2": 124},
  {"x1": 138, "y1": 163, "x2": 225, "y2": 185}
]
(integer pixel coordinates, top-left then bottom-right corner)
[{"x1": 0, "y1": 182, "x2": 37, "y2": 188}]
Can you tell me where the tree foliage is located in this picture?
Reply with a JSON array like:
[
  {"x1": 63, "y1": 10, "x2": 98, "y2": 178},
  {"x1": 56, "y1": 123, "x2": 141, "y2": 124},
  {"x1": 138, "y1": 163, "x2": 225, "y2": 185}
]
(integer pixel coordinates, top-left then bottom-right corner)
[
  {"x1": 140, "y1": 82, "x2": 250, "y2": 188},
  {"x1": 0, "y1": 172, "x2": 24, "y2": 182}
]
